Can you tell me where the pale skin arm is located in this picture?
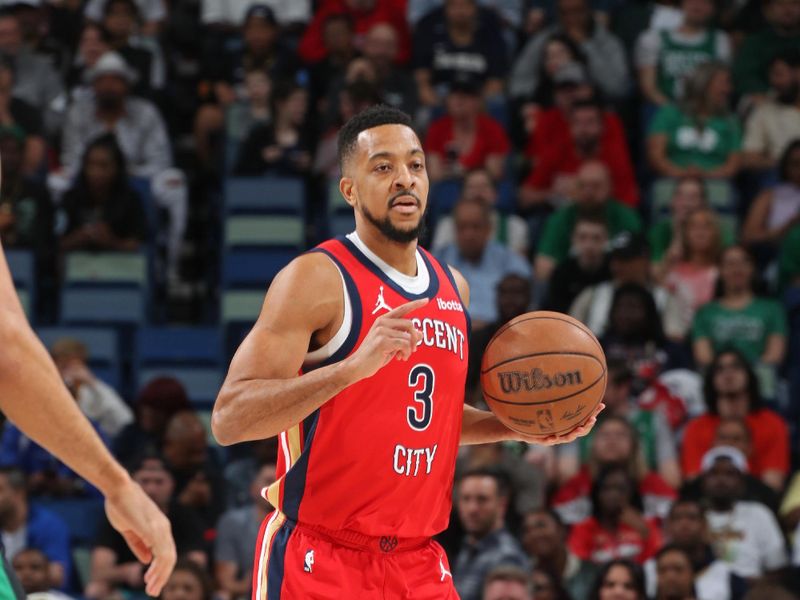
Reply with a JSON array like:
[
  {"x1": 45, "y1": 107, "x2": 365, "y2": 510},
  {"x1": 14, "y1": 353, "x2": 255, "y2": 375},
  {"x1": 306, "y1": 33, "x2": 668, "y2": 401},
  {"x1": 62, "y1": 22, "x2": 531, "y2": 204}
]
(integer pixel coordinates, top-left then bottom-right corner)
[
  {"x1": 0, "y1": 169, "x2": 174, "y2": 594},
  {"x1": 761, "y1": 334, "x2": 786, "y2": 366},
  {"x1": 638, "y1": 66, "x2": 670, "y2": 107},
  {"x1": 693, "y1": 337, "x2": 714, "y2": 368},
  {"x1": 212, "y1": 253, "x2": 428, "y2": 446},
  {"x1": 449, "y1": 268, "x2": 603, "y2": 446},
  {"x1": 534, "y1": 255, "x2": 556, "y2": 282},
  {"x1": 742, "y1": 191, "x2": 800, "y2": 245},
  {"x1": 648, "y1": 134, "x2": 689, "y2": 178},
  {"x1": 414, "y1": 69, "x2": 439, "y2": 107},
  {"x1": 704, "y1": 152, "x2": 740, "y2": 179},
  {"x1": 762, "y1": 470, "x2": 785, "y2": 492},
  {"x1": 659, "y1": 459, "x2": 682, "y2": 489}
]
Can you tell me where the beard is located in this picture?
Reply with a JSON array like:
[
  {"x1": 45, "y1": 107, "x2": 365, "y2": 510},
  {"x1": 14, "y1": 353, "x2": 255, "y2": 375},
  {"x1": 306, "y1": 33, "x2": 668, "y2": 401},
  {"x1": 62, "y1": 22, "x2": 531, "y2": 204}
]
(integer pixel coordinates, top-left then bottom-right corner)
[
  {"x1": 96, "y1": 92, "x2": 124, "y2": 111},
  {"x1": 360, "y1": 198, "x2": 428, "y2": 244}
]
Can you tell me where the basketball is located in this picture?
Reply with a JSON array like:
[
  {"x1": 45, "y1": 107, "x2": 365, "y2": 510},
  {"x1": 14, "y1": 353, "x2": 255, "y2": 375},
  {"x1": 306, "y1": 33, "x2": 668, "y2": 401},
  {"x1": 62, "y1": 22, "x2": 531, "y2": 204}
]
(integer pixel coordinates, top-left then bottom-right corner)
[{"x1": 480, "y1": 311, "x2": 607, "y2": 437}]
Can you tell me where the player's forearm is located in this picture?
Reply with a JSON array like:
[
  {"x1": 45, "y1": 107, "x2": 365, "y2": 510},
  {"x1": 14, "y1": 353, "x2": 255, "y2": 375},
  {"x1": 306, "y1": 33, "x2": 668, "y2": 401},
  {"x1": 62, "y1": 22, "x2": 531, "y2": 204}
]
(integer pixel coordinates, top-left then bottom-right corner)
[
  {"x1": 459, "y1": 405, "x2": 515, "y2": 445},
  {"x1": 0, "y1": 307, "x2": 129, "y2": 495},
  {"x1": 212, "y1": 359, "x2": 360, "y2": 445}
]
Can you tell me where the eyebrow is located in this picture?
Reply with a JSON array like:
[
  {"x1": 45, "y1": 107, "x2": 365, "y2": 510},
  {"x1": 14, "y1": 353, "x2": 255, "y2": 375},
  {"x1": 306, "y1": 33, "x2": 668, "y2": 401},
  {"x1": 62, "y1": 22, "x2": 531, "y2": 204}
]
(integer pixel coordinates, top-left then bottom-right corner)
[{"x1": 367, "y1": 148, "x2": 424, "y2": 161}]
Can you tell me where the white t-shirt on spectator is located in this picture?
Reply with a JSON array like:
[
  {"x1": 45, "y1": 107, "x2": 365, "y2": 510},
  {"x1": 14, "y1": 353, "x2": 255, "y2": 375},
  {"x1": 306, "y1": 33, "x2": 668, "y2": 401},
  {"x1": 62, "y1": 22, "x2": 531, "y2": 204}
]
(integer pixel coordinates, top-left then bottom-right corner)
[
  {"x1": 706, "y1": 501, "x2": 788, "y2": 578},
  {"x1": 201, "y1": 0, "x2": 311, "y2": 26},
  {"x1": 84, "y1": 0, "x2": 166, "y2": 23}
]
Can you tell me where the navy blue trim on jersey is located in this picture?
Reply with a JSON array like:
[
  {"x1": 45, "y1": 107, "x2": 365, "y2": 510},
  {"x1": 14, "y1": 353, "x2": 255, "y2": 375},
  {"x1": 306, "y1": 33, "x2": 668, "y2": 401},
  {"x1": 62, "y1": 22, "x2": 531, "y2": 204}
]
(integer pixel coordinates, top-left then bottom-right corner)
[
  {"x1": 281, "y1": 409, "x2": 321, "y2": 522},
  {"x1": 304, "y1": 248, "x2": 363, "y2": 370},
  {"x1": 266, "y1": 518, "x2": 295, "y2": 600},
  {"x1": 337, "y1": 236, "x2": 440, "y2": 300},
  {"x1": 432, "y1": 254, "x2": 472, "y2": 337}
]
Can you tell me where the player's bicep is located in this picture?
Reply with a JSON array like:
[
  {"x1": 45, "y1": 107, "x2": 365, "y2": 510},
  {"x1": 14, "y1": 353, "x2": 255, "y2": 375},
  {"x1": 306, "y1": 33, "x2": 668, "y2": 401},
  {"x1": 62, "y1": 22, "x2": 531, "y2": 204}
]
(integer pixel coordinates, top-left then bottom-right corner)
[
  {"x1": 448, "y1": 265, "x2": 470, "y2": 308},
  {"x1": 225, "y1": 254, "x2": 340, "y2": 382}
]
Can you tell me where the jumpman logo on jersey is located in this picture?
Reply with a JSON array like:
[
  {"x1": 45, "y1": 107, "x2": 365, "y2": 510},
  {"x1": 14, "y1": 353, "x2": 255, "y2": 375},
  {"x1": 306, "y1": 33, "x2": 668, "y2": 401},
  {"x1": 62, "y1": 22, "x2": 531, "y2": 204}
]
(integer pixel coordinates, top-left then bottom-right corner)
[
  {"x1": 371, "y1": 285, "x2": 393, "y2": 315},
  {"x1": 439, "y1": 556, "x2": 452, "y2": 582}
]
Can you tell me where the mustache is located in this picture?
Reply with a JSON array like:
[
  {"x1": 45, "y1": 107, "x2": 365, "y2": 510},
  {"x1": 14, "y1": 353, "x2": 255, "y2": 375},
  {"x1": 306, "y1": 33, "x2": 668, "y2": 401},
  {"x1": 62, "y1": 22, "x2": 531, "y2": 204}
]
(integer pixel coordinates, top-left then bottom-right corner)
[{"x1": 388, "y1": 190, "x2": 421, "y2": 207}]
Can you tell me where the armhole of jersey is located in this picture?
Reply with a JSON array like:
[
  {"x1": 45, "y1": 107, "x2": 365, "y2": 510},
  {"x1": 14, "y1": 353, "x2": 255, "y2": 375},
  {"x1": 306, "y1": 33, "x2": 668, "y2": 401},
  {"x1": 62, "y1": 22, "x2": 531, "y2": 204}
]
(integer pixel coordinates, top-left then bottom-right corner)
[
  {"x1": 439, "y1": 260, "x2": 472, "y2": 336},
  {"x1": 303, "y1": 257, "x2": 352, "y2": 366}
]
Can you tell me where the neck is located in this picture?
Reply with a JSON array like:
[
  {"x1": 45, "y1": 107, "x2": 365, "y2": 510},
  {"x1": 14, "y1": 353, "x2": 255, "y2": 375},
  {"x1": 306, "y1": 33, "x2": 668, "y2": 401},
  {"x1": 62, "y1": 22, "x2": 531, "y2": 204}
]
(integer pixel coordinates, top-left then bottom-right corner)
[
  {"x1": 467, "y1": 525, "x2": 499, "y2": 545},
  {"x1": 356, "y1": 227, "x2": 418, "y2": 276},
  {"x1": 723, "y1": 289, "x2": 753, "y2": 305}
]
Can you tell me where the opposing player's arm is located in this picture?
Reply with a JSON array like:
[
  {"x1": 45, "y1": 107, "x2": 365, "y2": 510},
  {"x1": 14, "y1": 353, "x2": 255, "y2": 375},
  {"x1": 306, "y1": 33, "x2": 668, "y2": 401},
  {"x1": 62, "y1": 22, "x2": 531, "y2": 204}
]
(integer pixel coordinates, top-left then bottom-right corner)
[
  {"x1": 213, "y1": 253, "x2": 426, "y2": 446},
  {"x1": 449, "y1": 265, "x2": 604, "y2": 446}
]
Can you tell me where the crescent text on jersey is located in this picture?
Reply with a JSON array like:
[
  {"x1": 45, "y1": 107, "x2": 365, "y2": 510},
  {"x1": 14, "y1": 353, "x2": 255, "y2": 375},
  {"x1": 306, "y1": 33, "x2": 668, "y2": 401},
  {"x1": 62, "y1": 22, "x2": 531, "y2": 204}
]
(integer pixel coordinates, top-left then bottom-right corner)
[{"x1": 410, "y1": 317, "x2": 466, "y2": 360}]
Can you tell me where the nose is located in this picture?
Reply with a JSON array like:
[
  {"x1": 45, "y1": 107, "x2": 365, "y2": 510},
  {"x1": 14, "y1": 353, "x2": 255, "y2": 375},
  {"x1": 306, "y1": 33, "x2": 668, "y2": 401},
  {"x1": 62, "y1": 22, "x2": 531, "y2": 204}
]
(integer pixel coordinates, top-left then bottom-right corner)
[{"x1": 393, "y1": 163, "x2": 415, "y2": 190}]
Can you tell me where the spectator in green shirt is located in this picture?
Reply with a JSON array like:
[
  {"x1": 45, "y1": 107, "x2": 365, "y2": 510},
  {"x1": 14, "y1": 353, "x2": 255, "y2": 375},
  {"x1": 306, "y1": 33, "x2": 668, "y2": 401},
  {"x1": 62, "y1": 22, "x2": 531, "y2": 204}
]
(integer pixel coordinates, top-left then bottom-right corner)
[
  {"x1": 693, "y1": 245, "x2": 788, "y2": 367},
  {"x1": 648, "y1": 61, "x2": 742, "y2": 179},
  {"x1": 534, "y1": 160, "x2": 641, "y2": 281},
  {"x1": 732, "y1": 0, "x2": 800, "y2": 97},
  {"x1": 648, "y1": 176, "x2": 734, "y2": 266}
]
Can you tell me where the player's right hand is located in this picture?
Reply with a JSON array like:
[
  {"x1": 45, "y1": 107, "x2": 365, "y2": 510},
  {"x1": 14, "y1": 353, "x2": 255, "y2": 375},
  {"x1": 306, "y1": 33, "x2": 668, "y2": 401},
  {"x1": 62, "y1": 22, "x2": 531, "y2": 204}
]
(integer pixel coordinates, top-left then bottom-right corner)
[{"x1": 344, "y1": 298, "x2": 428, "y2": 380}]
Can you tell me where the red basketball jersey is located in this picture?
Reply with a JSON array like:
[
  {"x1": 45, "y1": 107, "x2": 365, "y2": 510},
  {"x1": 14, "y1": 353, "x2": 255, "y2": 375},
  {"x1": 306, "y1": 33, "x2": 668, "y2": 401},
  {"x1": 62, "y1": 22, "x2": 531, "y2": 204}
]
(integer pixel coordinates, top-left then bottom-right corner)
[{"x1": 264, "y1": 235, "x2": 470, "y2": 538}]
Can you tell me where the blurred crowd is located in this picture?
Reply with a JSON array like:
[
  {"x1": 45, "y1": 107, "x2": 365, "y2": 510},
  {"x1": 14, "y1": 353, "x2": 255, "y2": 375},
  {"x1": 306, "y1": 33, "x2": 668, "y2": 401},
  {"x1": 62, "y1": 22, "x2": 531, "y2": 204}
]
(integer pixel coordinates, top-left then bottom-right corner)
[{"x1": 0, "y1": 0, "x2": 800, "y2": 599}]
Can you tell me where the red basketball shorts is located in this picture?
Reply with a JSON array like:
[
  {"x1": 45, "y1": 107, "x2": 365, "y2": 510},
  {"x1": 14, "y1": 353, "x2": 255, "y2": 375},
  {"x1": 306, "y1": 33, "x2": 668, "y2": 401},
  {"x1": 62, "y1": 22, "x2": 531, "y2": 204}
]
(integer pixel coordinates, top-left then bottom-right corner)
[{"x1": 251, "y1": 511, "x2": 460, "y2": 599}]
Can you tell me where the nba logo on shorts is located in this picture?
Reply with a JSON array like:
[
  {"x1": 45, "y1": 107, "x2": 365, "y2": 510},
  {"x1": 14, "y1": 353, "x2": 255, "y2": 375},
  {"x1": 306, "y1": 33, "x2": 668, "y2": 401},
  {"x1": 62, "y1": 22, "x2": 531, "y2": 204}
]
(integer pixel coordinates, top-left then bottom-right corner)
[{"x1": 304, "y1": 549, "x2": 314, "y2": 573}]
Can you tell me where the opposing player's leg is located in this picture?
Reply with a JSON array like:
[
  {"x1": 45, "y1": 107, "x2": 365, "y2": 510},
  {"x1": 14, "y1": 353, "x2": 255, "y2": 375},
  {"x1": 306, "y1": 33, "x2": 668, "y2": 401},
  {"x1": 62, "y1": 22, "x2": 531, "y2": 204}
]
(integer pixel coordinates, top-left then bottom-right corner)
[{"x1": 384, "y1": 540, "x2": 460, "y2": 600}]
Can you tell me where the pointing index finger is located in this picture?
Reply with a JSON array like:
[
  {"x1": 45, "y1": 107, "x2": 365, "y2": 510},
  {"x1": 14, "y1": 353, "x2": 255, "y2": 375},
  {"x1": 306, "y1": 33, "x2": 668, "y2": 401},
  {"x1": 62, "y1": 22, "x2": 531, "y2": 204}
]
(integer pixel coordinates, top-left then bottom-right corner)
[{"x1": 384, "y1": 297, "x2": 429, "y2": 318}]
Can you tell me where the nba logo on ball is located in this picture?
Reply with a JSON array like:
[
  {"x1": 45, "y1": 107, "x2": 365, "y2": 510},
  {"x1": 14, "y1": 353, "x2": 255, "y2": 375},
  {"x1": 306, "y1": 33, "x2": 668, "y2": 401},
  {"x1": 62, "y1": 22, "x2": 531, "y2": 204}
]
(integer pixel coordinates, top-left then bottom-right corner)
[{"x1": 480, "y1": 311, "x2": 607, "y2": 437}]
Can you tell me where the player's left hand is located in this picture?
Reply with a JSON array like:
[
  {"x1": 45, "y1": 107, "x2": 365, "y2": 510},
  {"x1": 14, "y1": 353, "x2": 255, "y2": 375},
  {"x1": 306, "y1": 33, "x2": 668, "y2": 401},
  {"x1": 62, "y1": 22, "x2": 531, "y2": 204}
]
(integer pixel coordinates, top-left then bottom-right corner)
[{"x1": 512, "y1": 403, "x2": 605, "y2": 446}]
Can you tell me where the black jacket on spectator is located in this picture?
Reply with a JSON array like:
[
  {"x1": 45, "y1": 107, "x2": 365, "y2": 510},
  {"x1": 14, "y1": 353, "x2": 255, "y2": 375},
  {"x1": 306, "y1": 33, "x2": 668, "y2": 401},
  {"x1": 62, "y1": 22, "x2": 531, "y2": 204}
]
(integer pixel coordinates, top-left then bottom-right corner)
[
  {"x1": 60, "y1": 185, "x2": 147, "y2": 243},
  {"x1": 545, "y1": 257, "x2": 611, "y2": 314}
]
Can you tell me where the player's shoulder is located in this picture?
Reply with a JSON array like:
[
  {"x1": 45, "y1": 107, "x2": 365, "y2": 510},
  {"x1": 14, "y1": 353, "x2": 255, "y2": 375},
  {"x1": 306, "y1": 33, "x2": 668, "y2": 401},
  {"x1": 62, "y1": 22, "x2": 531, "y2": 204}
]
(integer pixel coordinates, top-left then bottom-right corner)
[
  {"x1": 263, "y1": 251, "x2": 342, "y2": 318},
  {"x1": 443, "y1": 264, "x2": 470, "y2": 308}
]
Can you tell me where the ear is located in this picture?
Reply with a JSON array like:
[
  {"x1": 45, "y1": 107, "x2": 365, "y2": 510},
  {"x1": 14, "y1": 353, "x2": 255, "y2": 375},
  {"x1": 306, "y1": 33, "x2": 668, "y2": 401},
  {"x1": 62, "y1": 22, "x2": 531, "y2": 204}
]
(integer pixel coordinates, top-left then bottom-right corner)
[{"x1": 339, "y1": 176, "x2": 356, "y2": 208}]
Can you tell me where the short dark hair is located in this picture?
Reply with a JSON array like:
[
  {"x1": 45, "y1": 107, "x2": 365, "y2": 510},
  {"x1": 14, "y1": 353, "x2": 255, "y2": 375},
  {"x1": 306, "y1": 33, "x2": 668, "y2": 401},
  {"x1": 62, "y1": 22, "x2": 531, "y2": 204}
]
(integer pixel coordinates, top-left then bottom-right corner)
[
  {"x1": 0, "y1": 467, "x2": 26, "y2": 492},
  {"x1": 457, "y1": 466, "x2": 511, "y2": 498},
  {"x1": 590, "y1": 463, "x2": 642, "y2": 520},
  {"x1": 655, "y1": 543, "x2": 693, "y2": 567},
  {"x1": 588, "y1": 559, "x2": 646, "y2": 600},
  {"x1": 171, "y1": 560, "x2": 213, "y2": 600},
  {"x1": 337, "y1": 104, "x2": 414, "y2": 173},
  {"x1": 573, "y1": 210, "x2": 609, "y2": 232},
  {"x1": 668, "y1": 497, "x2": 705, "y2": 519},
  {"x1": 703, "y1": 348, "x2": 763, "y2": 415},
  {"x1": 103, "y1": 0, "x2": 140, "y2": 19}
]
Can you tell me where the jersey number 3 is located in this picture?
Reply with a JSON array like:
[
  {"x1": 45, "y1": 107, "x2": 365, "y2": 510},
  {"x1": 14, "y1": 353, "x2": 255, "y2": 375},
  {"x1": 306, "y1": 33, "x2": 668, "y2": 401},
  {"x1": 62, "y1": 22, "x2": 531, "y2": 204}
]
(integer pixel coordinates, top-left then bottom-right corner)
[{"x1": 407, "y1": 364, "x2": 435, "y2": 431}]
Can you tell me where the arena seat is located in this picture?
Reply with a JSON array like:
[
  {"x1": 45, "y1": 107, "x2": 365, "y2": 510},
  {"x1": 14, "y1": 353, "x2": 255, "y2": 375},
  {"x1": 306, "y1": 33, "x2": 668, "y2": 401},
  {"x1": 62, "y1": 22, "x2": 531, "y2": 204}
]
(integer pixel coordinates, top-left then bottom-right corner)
[
  {"x1": 224, "y1": 177, "x2": 305, "y2": 215},
  {"x1": 137, "y1": 366, "x2": 223, "y2": 407}
]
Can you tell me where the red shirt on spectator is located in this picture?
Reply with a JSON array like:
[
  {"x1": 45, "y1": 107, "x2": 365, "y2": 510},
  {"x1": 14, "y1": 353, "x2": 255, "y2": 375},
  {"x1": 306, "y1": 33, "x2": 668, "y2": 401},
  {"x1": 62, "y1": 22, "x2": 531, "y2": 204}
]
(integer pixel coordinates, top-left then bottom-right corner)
[
  {"x1": 425, "y1": 113, "x2": 510, "y2": 172},
  {"x1": 552, "y1": 467, "x2": 676, "y2": 525},
  {"x1": 298, "y1": 0, "x2": 411, "y2": 64},
  {"x1": 569, "y1": 515, "x2": 663, "y2": 565},
  {"x1": 522, "y1": 112, "x2": 639, "y2": 207},
  {"x1": 681, "y1": 409, "x2": 790, "y2": 479}
]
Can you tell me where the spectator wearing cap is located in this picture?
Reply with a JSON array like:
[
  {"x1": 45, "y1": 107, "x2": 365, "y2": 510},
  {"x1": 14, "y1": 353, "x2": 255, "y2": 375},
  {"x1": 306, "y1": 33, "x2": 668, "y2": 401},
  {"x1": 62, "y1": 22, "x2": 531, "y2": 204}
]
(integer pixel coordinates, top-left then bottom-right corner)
[
  {"x1": 113, "y1": 376, "x2": 191, "y2": 464},
  {"x1": 570, "y1": 230, "x2": 694, "y2": 340},
  {"x1": 196, "y1": 4, "x2": 298, "y2": 167},
  {"x1": 201, "y1": 0, "x2": 311, "y2": 29},
  {"x1": 452, "y1": 468, "x2": 530, "y2": 600},
  {"x1": 425, "y1": 76, "x2": 510, "y2": 183},
  {"x1": 643, "y1": 499, "x2": 748, "y2": 600},
  {"x1": 49, "y1": 338, "x2": 132, "y2": 439},
  {"x1": 298, "y1": 0, "x2": 411, "y2": 65},
  {"x1": 533, "y1": 161, "x2": 641, "y2": 281},
  {"x1": 521, "y1": 100, "x2": 639, "y2": 211},
  {"x1": 553, "y1": 415, "x2": 677, "y2": 524},
  {"x1": 509, "y1": 0, "x2": 629, "y2": 103},
  {"x1": 214, "y1": 463, "x2": 276, "y2": 600},
  {"x1": 681, "y1": 349, "x2": 790, "y2": 492},
  {"x1": 0, "y1": 53, "x2": 45, "y2": 176},
  {"x1": 634, "y1": 0, "x2": 731, "y2": 107},
  {"x1": 648, "y1": 62, "x2": 741, "y2": 180},
  {"x1": 59, "y1": 50, "x2": 188, "y2": 287},
  {"x1": 0, "y1": 469, "x2": 71, "y2": 590},
  {"x1": 433, "y1": 169, "x2": 529, "y2": 256},
  {"x1": 558, "y1": 359, "x2": 681, "y2": 489},
  {"x1": 0, "y1": 13, "x2": 62, "y2": 133},
  {"x1": 85, "y1": 454, "x2": 206, "y2": 600},
  {"x1": 521, "y1": 509, "x2": 598, "y2": 600},
  {"x1": 84, "y1": 0, "x2": 166, "y2": 37},
  {"x1": 699, "y1": 446, "x2": 788, "y2": 580},
  {"x1": 741, "y1": 52, "x2": 800, "y2": 175},
  {"x1": 544, "y1": 212, "x2": 610, "y2": 313},
  {"x1": 692, "y1": 245, "x2": 787, "y2": 369},
  {"x1": 521, "y1": 65, "x2": 629, "y2": 175},
  {"x1": 435, "y1": 197, "x2": 531, "y2": 330},
  {"x1": 412, "y1": 0, "x2": 509, "y2": 108},
  {"x1": 732, "y1": 0, "x2": 800, "y2": 98}
]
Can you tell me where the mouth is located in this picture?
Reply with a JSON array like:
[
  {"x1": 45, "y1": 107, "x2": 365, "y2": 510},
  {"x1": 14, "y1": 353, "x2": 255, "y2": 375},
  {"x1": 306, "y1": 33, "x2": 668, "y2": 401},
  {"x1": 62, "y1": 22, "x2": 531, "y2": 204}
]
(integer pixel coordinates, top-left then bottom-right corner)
[{"x1": 390, "y1": 194, "x2": 420, "y2": 214}]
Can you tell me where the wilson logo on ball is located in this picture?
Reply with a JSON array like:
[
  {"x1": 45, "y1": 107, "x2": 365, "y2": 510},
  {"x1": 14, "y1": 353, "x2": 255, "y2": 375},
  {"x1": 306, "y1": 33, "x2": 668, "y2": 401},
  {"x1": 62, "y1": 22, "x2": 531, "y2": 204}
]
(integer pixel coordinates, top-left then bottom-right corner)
[{"x1": 496, "y1": 368, "x2": 583, "y2": 393}]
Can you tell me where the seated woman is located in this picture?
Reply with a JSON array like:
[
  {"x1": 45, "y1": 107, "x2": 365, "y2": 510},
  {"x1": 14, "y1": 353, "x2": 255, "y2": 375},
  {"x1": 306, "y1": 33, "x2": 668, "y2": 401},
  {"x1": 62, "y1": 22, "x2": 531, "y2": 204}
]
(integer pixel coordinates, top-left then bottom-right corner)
[
  {"x1": 692, "y1": 245, "x2": 787, "y2": 369},
  {"x1": 681, "y1": 348, "x2": 790, "y2": 491},
  {"x1": 568, "y1": 465, "x2": 663, "y2": 565},
  {"x1": 587, "y1": 559, "x2": 647, "y2": 600},
  {"x1": 59, "y1": 133, "x2": 147, "y2": 252},
  {"x1": 742, "y1": 140, "x2": 800, "y2": 261},
  {"x1": 658, "y1": 207, "x2": 722, "y2": 317},
  {"x1": 647, "y1": 62, "x2": 741, "y2": 181},
  {"x1": 233, "y1": 81, "x2": 312, "y2": 177},
  {"x1": 552, "y1": 416, "x2": 677, "y2": 525}
]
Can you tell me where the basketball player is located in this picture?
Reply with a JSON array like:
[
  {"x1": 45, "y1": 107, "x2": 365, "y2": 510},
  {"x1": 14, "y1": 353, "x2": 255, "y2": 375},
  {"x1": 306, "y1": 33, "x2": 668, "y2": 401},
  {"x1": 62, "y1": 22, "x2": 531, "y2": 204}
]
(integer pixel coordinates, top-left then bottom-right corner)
[
  {"x1": 213, "y1": 106, "x2": 603, "y2": 598},
  {"x1": 0, "y1": 159, "x2": 175, "y2": 597}
]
